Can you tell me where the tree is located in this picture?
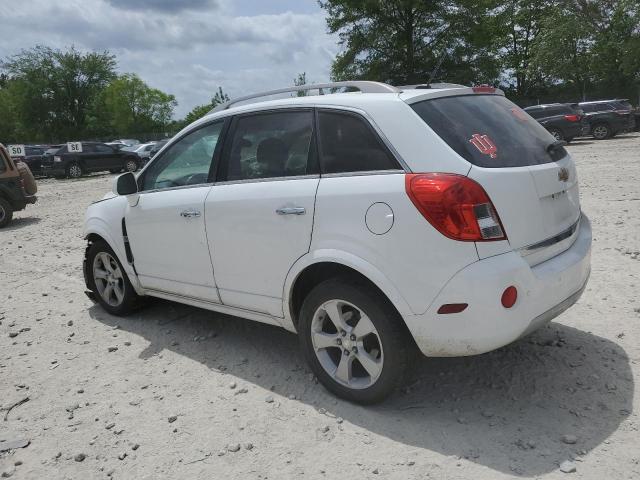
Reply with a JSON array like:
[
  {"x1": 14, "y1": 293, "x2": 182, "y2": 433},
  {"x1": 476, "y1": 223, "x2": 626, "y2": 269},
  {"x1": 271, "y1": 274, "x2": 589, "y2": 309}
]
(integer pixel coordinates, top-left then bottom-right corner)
[
  {"x1": 103, "y1": 73, "x2": 177, "y2": 135},
  {"x1": 294, "y1": 72, "x2": 307, "y2": 96},
  {"x1": 319, "y1": 0, "x2": 500, "y2": 86},
  {"x1": 182, "y1": 86, "x2": 230, "y2": 126},
  {"x1": 1, "y1": 45, "x2": 116, "y2": 141}
]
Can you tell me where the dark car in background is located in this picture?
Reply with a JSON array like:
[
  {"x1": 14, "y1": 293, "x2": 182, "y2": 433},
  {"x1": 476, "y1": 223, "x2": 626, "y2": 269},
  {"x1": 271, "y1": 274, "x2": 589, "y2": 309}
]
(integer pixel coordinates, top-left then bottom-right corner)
[
  {"x1": 16, "y1": 145, "x2": 49, "y2": 175},
  {"x1": 578, "y1": 100, "x2": 635, "y2": 140},
  {"x1": 41, "y1": 142, "x2": 141, "y2": 178},
  {"x1": 524, "y1": 103, "x2": 589, "y2": 142}
]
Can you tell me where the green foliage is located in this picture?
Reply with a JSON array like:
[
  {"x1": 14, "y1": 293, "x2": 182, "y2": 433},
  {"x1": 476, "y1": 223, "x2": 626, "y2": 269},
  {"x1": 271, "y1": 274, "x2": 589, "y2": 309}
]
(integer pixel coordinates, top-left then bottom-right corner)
[
  {"x1": 0, "y1": 45, "x2": 179, "y2": 143},
  {"x1": 181, "y1": 86, "x2": 230, "y2": 127},
  {"x1": 103, "y1": 73, "x2": 177, "y2": 135},
  {"x1": 320, "y1": 0, "x2": 640, "y2": 104}
]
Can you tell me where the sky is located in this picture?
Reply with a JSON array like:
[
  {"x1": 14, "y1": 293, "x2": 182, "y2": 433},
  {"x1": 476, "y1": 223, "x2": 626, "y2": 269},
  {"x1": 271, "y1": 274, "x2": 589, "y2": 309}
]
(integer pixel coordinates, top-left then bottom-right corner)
[{"x1": 0, "y1": 0, "x2": 340, "y2": 117}]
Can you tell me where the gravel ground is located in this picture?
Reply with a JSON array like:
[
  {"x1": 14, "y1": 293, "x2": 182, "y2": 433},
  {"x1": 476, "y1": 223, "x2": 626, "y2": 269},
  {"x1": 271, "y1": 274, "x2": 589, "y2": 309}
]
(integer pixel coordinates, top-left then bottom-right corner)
[{"x1": 1, "y1": 134, "x2": 639, "y2": 479}]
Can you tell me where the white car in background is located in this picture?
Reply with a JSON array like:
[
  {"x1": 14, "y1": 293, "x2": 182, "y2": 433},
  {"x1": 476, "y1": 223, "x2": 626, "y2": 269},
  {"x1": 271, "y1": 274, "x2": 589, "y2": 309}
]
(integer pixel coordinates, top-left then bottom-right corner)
[
  {"x1": 123, "y1": 142, "x2": 156, "y2": 165},
  {"x1": 83, "y1": 81, "x2": 591, "y2": 404}
]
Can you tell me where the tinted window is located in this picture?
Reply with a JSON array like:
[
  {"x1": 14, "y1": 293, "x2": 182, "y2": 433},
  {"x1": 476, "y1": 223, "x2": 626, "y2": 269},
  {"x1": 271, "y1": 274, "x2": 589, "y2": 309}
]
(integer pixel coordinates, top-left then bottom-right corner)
[
  {"x1": 141, "y1": 121, "x2": 223, "y2": 191},
  {"x1": 411, "y1": 95, "x2": 563, "y2": 168},
  {"x1": 218, "y1": 110, "x2": 315, "y2": 181},
  {"x1": 318, "y1": 111, "x2": 399, "y2": 174},
  {"x1": 525, "y1": 108, "x2": 543, "y2": 119},
  {"x1": 95, "y1": 144, "x2": 114, "y2": 153}
]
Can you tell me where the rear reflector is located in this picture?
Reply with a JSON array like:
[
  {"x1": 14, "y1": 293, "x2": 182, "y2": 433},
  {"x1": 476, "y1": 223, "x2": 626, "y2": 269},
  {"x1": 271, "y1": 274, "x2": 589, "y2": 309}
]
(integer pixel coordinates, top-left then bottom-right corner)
[
  {"x1": 437, "y1": 303, "x2": 468, "y2": 314},
  {"x1": 564, "y1": 114, "x2": 580, "y2": 122},
  {"x1": 501, "y1": 286, "x2": 518, "y2": 308},
  {"x1": 405, "y1": 173, "x2": 506, "y2": 241}
]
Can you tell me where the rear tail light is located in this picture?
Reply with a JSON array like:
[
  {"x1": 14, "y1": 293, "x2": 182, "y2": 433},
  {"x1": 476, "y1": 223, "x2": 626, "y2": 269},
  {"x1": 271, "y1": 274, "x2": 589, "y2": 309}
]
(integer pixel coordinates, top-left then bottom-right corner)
[
  {"x1": 564, "y1": 114, "x2": 580, "y2": 122},
  {"x1": 405, "y1": 173, "x2": 506, "y2": 241}
]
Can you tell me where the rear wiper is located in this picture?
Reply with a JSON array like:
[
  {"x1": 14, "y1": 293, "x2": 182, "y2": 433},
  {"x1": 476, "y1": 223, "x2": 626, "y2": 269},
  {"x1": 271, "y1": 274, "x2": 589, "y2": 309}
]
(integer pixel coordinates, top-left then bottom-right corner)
[{"x1": 546, "y1": 139, "x2": 567, "y2": 154}]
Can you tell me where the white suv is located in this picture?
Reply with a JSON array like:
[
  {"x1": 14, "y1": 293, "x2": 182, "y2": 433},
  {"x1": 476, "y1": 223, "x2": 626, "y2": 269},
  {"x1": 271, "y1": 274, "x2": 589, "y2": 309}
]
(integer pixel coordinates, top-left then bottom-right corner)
[{"x1": 83, "y1": 81, "x2": 591, "y2": 403}]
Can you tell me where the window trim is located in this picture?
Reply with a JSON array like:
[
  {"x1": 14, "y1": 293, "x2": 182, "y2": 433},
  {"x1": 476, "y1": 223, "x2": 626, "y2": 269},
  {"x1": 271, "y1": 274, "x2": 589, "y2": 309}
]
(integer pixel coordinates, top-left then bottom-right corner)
[
  {"x1": 215, "y1": 107, "x2": 319, "y2": 184},
  {"x1": 136, "y1": 117, "x2": 229, "y2": 194},
  {"x1": 315, "y1": 107, "x2": 405, "y2": 175}
]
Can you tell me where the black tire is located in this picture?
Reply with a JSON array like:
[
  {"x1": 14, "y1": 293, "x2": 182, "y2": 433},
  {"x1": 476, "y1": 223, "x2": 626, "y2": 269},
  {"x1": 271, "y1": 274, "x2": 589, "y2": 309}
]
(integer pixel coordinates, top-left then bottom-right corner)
[
  {"x1": 0, "y1": 197, "x2": 13, "y2": 228},
  {"x1": 86, "y1": 240, "x2": 143, "y2": 316},
  {"x1": 298, "y1": 277, "x2": 408, "y2": 404},
  {"x1": 124, "y1": 158, "x2": 139, "y2": 173},
  {"x1": 547, "y1": 128, "x2": 564, "y2": 142},
  {"x1": 66, "y1": 162, "x2": 83, "y2": 178},
  {"x1": 591, "y1": 123, "x2": 611, "y2": 140}
]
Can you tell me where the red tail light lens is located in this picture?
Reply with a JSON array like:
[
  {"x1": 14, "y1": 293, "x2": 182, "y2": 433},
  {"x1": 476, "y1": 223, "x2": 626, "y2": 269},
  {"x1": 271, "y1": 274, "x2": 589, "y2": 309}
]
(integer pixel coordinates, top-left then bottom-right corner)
[
  {"x1": 501, "y1": 286, "x2": 518, "y2": 308},
  {"x1": 472, "y1": 85, "x2": 496, "y2": 94},
  {"x1": 405, "y1": 173, "x2": 506, "y2": 241},
  {"x1": 564, "y1": 114, "x2": 580, "y2": 122}
]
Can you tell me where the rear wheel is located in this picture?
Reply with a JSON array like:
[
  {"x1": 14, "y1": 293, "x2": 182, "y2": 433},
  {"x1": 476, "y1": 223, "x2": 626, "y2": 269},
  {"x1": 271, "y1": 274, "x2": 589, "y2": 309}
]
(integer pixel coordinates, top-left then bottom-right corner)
[
  {"x1": 298, "y1": 278, "x2": 408, "y2": 404},
  {"x1": 67, "y1": 162, "x2": 83, "y2": 178},
  {"x1": 547, "y1": 128, "x2": 563, "y2": 142},
  {"x1": 124, "y1": 158, "x2": 138, "y2": 173},
  {"x1": 0, "y1": 198, "x2": 14, "y2": 228},
  {"x1": 592, "y1": 123, "x2": 611, "y2": 140},
  {"x1": 86, "y1": 240, "x2": 143, "y2": 316}
]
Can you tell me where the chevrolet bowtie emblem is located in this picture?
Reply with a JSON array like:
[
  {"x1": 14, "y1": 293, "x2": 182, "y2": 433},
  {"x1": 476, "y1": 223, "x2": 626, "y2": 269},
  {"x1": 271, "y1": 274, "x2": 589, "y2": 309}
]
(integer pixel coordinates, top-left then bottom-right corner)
[{"x1": 558, "y1": 167, "x2": 569, "y2": 182}]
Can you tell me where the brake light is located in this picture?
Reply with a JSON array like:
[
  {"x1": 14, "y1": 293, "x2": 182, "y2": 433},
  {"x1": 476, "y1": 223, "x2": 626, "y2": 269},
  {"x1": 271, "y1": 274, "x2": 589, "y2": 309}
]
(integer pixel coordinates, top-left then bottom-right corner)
[
  {"x1": 405, "y1": 173, "x2": 506, "y2": 241},
  {"x1": 564, "y1": 114, "x2": 580, "y2": 122},
  {"x1": 472, "y1": 85, "x2": 496, "y2": 94}
]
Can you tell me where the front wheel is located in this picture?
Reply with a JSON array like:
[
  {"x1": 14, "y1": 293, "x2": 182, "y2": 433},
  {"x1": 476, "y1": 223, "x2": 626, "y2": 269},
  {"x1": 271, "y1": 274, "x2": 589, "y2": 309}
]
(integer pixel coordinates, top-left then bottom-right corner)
[
  {"x1": 86, "y1": 240, "x2": 143, "y2": 316},
  {"x1": 0, "y1": 197, "x2": 14, "y2": 228},
  {"x1": 298, "y1": 278, "x2": 408, "y2": 404}
]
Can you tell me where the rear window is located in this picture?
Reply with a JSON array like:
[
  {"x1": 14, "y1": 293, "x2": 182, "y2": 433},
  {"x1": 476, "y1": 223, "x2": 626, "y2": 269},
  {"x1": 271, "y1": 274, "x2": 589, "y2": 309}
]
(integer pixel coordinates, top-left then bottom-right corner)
[{"x1": 411, "y1": 95, "x2": 563, "y2": 168}]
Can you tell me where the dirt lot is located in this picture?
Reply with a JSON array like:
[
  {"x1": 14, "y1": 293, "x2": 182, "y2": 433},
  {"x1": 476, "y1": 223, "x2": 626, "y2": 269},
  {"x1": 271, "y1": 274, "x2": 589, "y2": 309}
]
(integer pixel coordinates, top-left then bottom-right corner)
[{"x1": 1, "y1": 134, "x2": 639, "y2": 480}]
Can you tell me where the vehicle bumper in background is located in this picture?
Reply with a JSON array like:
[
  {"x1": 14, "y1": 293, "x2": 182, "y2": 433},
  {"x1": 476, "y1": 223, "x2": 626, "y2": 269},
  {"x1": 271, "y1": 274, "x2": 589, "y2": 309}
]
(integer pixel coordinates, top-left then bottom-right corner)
[
  {"x1": 41, "y1": 165, "x2": 66, "y2": 176},
  {"x1": 403, "y1": 215, "x2": 592, "y2": 357}
]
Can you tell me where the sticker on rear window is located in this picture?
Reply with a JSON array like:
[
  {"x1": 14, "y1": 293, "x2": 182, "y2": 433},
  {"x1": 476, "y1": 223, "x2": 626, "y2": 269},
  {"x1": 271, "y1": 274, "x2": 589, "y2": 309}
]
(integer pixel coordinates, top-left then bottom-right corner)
[{"x1": 469, "y1": 134, "x2": 497, "y2": 159}]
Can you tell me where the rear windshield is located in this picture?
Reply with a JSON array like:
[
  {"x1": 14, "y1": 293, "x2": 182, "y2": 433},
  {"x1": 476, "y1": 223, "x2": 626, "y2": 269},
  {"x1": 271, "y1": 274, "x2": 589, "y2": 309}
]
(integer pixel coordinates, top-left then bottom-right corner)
[{"x1": 411, "y1": 94, "x2": 564, "y2": 168}]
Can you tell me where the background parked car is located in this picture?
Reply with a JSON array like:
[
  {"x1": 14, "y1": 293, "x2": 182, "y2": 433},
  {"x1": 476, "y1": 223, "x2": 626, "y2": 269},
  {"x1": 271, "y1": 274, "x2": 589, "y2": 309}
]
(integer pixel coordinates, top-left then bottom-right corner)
[
  {"x1": 0, "y1": 143, "x2": 37, "y2": 228},
  {"x1": 579, "y1": 100, "x2": 635, "y2": 139},
  {"x1": 148, "y1": 139, "x2": 168, "y2": 158},
  {"x1": 613, "y1": 99, "x2": 640, "y2": 131},
  {"x1": 9, "y1": 145, "x2": 50, "y2": 175},
  {"x1": 111, "y1": 139, "x2": 140, "y2": 147},
  {"x1": 523, "y1": 103, "x2": 588, "y2": 142},
  {"x1": 123, "y1": 142, "x2": 156, "y2": 165},
  {"x1": 41, "y1": 142, "x2": 141, "y2": 178}
]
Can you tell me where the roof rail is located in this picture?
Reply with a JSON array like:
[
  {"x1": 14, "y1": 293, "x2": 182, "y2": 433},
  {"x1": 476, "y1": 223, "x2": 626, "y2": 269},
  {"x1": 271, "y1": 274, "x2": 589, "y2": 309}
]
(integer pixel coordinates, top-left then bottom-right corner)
[{"x1": 209, "y1": 81, "x2": 401, "y2": 113}]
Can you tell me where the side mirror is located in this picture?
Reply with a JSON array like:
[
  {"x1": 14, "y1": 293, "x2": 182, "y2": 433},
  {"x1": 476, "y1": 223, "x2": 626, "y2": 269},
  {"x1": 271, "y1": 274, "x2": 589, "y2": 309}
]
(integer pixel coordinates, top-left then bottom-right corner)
[{"x1": 114, "y1": 172, "x2": 138, "y2": 195}]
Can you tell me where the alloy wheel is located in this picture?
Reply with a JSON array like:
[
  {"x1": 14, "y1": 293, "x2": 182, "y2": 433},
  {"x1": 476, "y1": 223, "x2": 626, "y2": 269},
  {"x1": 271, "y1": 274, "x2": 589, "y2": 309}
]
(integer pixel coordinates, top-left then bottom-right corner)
[
  {"x1": 69, "y1": 164, "x2": 82, "y2": 178},
  {"x1": 311, "y1": 299, "x2": 384, "y2": 389},
  {"x1": 593, "y1": 125, "x2": 608, "y2": 139},
  {"x1": 92, "y1": 252, "x2": 125, "y2": 307},
  {"x1": 125, "y1": 160, "x2": 137, "y2": 172}
]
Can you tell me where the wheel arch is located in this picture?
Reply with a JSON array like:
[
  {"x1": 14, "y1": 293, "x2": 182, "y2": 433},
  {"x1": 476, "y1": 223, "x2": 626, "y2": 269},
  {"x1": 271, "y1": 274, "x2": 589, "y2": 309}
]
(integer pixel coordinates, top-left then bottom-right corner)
[
  {"x1": 84, "y1": 222, "x2": 142, "y2": 293},
  {"x1": 283, "y1": 251, "x2": 413, "y2": 333}
]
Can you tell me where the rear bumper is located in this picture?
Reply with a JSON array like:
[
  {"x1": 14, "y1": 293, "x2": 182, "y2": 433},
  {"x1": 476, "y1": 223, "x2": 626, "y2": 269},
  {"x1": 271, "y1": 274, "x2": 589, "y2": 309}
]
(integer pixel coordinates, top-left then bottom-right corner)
[
  {"x1": 41, "y1": 165, "x2": 66, "y2": 176},
  {"x1": 404, "y1": 214, "x2": 592, "y2": 357}
]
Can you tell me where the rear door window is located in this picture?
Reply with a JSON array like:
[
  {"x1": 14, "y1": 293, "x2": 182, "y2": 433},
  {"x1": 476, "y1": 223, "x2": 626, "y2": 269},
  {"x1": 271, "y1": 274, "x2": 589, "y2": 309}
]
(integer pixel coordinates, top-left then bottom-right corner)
[
  {"x1": 317, "y1": 110, "x2": 401, "y2": 174},
  {"x1": 411, "y1": 95, "x2": 563, "y2": 168}
]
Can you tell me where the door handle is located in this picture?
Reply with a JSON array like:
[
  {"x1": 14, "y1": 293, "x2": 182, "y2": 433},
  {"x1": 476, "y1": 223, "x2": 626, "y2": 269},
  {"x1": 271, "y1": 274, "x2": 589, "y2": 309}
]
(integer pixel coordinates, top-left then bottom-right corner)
[
  {"x1": 180, "y1": 209, "x2": 201, "y2": 218},
  {"x1": 276, "y1": 207, "x2": 306, "y2": 216}
]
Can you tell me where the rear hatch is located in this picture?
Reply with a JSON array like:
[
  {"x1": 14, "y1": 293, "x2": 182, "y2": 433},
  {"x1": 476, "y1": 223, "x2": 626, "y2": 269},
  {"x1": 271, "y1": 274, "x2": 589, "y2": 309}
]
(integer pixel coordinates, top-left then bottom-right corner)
[{"x1": 410, "y1": 93, "x2": 581, "y2": 260}]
